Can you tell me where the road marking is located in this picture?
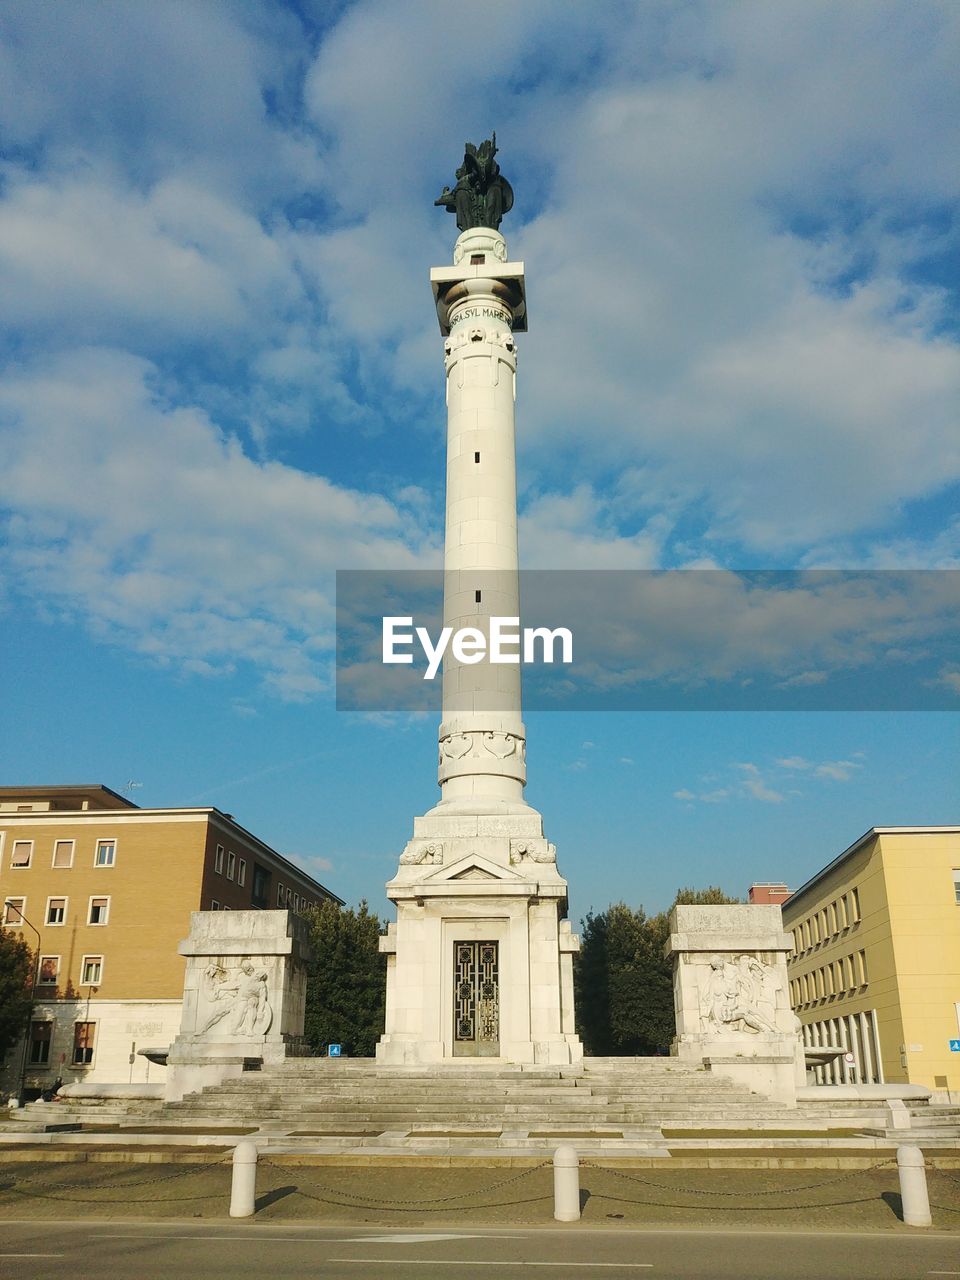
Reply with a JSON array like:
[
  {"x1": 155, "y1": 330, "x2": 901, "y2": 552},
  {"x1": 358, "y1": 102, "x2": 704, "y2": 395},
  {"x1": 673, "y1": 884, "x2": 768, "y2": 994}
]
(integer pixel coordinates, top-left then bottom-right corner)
[
  {"x1": 0, "y1": 1255, "x2": 65, "y2": 1259},
  {"x1": 329, "y1": 1262, "x2": 652, "y2": 1269},
  {"x1": 340, "y1": 1234, "x2": 516, "y2": 1243}
]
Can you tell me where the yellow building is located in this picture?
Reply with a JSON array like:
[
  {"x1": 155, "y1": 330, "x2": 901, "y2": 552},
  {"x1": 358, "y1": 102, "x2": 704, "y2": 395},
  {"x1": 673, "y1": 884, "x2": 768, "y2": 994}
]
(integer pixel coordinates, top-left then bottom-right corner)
[
  {"x1": 783, "y1": 826, "x2": 960, "y2": 1097},
  {"x1": 0, "y1": 784, "x2": 341, "y2": 1095}
]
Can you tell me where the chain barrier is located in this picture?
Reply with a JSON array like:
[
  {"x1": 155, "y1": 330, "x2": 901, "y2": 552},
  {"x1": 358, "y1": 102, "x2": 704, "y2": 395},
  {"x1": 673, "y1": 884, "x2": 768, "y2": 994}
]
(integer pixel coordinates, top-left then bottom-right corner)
[
  {"x1": 261, "y1": 1156, "x2": 549, "y2": 1209},
  {"x1": 581, "y1": 1157, "x2": 898, "y2": 1199}
]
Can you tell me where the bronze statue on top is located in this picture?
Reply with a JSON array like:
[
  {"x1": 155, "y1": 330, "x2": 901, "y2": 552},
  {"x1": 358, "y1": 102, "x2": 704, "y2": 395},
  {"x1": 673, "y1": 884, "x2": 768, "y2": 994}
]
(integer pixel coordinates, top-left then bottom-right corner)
[{"x1": 435, "y1": 134, "x2": 514, "y2": 232}]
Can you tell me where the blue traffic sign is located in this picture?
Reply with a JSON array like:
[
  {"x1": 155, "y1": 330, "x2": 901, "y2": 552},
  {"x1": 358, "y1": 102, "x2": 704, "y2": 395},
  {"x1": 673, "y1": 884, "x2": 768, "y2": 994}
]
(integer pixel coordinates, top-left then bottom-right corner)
[
  {"x1": 949, "y1": 1039, "x2": 960, "y2": 1052},
  {"x1": 328, "y1": 1043, "x2": 342, "y2": 1057}
]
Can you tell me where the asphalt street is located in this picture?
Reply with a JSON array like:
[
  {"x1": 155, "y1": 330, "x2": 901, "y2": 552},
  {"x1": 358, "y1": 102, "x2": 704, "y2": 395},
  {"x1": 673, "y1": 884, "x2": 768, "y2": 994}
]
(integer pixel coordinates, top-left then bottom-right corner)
[{"x1": 0, "y1": 1221, "x2": 958, "y2": 1280}]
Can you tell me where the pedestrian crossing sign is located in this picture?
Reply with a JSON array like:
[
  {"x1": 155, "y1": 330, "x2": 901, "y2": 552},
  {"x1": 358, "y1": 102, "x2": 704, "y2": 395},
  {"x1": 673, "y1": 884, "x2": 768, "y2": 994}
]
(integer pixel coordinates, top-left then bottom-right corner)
[
  {"x1": 949, "y1": 1039, "x2": 960, "y2": 1052},
  {"x1": 328, "y1": 1043, "x2": 342, "y2": 1057}
]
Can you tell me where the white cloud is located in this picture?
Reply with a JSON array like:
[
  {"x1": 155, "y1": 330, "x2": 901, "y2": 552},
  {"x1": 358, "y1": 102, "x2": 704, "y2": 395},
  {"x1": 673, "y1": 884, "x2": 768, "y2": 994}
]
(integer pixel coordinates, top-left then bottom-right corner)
[
  {"x1": 776, "y1": 756, "x2": 811, "y2": 770},
  {"x1": 0, "y1": 348, "x2": 437, "y2": 697},
  {"x1": 813, "y1": 760, "x2": 862, "y2": 782},
  {"x1": 777, "y1": 671, "x2": 829, "y2": 689}
]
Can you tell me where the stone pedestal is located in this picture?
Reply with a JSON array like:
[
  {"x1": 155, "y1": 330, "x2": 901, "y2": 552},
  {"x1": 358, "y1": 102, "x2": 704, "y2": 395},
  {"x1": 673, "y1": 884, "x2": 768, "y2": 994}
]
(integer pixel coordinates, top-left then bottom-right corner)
[
  {"x1": 165, "y1": 909, "x2": 312, "y2": 1102},
  {"x1": 665, "y1": 904, "x2": 804, "y2": 1106},
  {"x1": 376, "y1": 812, "x2": 581, "y2": 1065}
]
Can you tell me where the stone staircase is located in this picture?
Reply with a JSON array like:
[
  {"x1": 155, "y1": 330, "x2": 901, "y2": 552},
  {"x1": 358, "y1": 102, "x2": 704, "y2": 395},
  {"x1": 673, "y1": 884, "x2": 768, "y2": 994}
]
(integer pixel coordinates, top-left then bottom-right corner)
[
  {"x1": 15, "y1": 1058, "x2": 959, "y2": 1147},
  {"x1": 156, "y1": 1056, "x2": 803, "y2": 1134}
]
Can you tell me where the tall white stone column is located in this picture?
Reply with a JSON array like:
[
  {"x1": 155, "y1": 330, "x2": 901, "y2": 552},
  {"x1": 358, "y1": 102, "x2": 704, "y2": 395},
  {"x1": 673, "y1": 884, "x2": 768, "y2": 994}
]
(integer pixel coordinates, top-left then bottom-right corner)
[
  {"x1": 376, "y1": 221, "x2": 582, "y2": 1066},
  {"x1": 433, "y1": 226, "x2": 528, "y2": 812}
]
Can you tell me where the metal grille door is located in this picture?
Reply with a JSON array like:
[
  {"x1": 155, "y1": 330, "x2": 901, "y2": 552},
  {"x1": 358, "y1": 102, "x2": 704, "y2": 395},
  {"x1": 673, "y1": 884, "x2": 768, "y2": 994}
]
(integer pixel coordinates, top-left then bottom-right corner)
[{"x1": 453, "y1": 940, "x2": 500, "y2": 1056}]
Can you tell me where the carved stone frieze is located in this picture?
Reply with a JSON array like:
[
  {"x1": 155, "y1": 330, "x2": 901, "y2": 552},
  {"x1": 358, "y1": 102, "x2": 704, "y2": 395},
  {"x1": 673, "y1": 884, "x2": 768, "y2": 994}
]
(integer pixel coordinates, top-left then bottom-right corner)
[
  {"x1": 509, "y1": 839, "x2": 557, "y2": 865},
  {"x1": 399, "y1": 842, "x2": 444, "y2": 866}
]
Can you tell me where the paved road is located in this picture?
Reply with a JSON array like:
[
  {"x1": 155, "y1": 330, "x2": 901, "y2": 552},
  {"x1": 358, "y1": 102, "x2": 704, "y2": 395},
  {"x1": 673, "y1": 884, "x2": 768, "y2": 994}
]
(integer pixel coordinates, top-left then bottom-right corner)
[{"x1": 0, "y1": 1221, "x2": 957, "y2": 1280}]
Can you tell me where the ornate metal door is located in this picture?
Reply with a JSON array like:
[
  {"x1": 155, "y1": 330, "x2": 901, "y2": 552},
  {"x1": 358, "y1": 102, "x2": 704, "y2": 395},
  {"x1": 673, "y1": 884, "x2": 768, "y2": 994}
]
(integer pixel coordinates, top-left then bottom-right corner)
[{"x1": 453, "y1": 940, "x2": 500, "y2": 1056}]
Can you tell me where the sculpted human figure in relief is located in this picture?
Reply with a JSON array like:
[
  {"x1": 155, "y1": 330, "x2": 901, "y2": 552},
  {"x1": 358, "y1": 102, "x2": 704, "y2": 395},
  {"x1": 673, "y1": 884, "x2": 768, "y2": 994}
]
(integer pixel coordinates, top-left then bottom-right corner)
[
  {"x1": 198, "y1": 959, "x2": 273, "y2": 1037},
  {"x1": 700, "y1": 954, "x2": 780, "y2": 1035}
]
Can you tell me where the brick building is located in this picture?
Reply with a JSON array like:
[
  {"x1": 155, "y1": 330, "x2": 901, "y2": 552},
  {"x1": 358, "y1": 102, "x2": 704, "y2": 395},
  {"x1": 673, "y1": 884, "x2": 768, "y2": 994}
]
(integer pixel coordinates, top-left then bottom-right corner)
[{"x1": 0, "y1": 784, "x2": 341, "y2": 1094}]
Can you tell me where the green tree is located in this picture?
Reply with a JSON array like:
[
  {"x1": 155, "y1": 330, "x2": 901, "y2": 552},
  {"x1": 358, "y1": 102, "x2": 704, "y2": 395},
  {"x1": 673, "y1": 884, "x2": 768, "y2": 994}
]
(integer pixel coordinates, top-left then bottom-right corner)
[
  {"x1": 575, "y1": 886, "x2": 741, "y2": 1055},
  {"x1": 0, "y1": 929, "x2": 33, "y2": 1063},
  {"x1": 303, "y1": 899, "x2": 386, "y2": 1057}
]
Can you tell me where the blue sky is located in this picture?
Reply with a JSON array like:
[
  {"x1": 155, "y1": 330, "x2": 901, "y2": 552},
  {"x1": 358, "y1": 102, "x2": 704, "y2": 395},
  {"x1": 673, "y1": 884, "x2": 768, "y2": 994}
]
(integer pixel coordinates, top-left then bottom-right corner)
[{"x1": 1, "y1": 1, "x2": 957, "y2": 923}]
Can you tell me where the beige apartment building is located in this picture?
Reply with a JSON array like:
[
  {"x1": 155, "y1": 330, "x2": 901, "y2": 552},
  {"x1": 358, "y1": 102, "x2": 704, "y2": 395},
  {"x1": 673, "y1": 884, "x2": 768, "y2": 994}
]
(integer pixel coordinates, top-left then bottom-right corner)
[
  {"x1": 782, "y1": 826, "x2": 960, "y2": 1095},
  {"x1": 0, "y1": 784, "x2": 341, "y2": 1095}
]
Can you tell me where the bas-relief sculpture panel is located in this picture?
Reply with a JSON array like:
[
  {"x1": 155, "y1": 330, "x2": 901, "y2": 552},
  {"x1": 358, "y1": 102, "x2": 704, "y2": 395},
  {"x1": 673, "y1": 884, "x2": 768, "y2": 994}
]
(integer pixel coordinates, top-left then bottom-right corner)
[
  {"x1": 197, "y1": 959, "x2": 273, "y2": 1038},
  {"x1": 698, "y1": 953, "x2": 782, "y2": 1037}
]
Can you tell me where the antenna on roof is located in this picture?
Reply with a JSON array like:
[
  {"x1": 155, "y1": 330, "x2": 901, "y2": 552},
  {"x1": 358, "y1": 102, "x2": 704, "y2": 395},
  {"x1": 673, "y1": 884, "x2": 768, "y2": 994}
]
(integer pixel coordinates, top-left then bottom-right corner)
[{"x1": 125, "y1": 780, "x2": 143, "y2": 793}]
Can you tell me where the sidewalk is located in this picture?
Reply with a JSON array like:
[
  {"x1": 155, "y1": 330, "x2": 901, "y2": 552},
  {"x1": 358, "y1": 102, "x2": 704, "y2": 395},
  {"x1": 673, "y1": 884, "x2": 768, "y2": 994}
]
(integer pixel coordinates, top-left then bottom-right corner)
[{"x1": 1, "y1": 1155, "x2": 958, "y2": 1230}]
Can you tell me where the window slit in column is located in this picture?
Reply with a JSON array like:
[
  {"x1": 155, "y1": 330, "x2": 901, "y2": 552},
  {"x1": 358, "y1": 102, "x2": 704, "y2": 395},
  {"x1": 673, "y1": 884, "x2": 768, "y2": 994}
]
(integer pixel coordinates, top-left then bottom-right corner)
[
  {"x1": 475, "y1": 590, "x2": 482, "y2": 603},
  {"x1": 474, "y1": 452, "x2": 480, "y2": 463}
]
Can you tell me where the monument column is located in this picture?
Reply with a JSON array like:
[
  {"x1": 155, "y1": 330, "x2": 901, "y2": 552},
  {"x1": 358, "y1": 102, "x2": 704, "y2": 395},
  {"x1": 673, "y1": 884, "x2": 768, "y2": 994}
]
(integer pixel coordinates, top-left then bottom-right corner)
[
  {"x1": 376, "y1": 139, "x2": 582, "y2": 1066},
  {"x1": 433, "y1": 223, "x2": 528, "y2": 811}
]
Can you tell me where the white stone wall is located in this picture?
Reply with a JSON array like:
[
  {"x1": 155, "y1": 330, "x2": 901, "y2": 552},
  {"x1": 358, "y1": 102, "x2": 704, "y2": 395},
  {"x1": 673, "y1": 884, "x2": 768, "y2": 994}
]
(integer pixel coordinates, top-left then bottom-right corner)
[{"x1": 2, "y1": 998, "x2": 181, "y2": 1094}]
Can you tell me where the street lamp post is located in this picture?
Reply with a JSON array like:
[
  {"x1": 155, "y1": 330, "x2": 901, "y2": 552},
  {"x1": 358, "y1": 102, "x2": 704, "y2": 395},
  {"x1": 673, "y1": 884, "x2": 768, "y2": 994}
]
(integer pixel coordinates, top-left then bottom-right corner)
[{"x1": 3, "y1": 900, "x2": 41, "y2": 1106}]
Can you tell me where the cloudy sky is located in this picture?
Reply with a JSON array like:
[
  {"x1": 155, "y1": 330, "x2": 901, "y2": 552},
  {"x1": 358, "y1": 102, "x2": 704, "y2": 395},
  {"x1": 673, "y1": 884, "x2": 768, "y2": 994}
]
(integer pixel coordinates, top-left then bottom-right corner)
[{"x1": 1, "y1": 0, "x2": 957, "y2": 919}]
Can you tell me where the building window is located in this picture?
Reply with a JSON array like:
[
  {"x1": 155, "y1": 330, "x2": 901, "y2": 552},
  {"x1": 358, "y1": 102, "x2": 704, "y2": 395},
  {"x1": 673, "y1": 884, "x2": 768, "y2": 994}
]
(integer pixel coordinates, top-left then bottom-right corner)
[
  {"x1": 94, "y1": 839, "x2": 116, "y2": 867},
  {"x1": 29, "y1": 1021, "x2": 52, "y2": 1065},
  {"x1": 251, "y1": 864, "x2": 269, "y2": 909},
  {"x1": 52, "y1": 839, "x2": 75, "y2": 868},
  {"x1": 38, "y1": 956, "x2": 59, "y2": 985},
  {"x1": 10, "y1": 840, "x2": 33, "y2": 869},
  {"x1": 294, "y1": 893, "x2": 300, "y2": 913},
  {"x1": 215, "y1": 845, "x2": 224, "y2": 874},
  {"x1": 838, "y1": 895, "x2": 849, "y2": 928},
  {"x1": 81, "y1": 955, "x2": 103, "y2": 985},
  {"x1": 73, "y1": 1022, "x2": 96, "y2": 1066},
  {"x1": 88, "y1": 896, "x2": 110, "y2": 925},
  {"x1": 46, "y1": 897, "x2": 67, "y2": 925},
  {"x1": 849, "y1": 887, "x2": 861, "y2": 923},
  {"x1": 277, "y1": 883, "x2": 285, "y2": 907},
  {"x1": 953, "y1": 869, "x2": 960, "y2": 905},
  {"x1": 856, "y1": 949, "x2": 868, "y2": 985},
  {"x1": 237, "y1": 858, "x2": 246, "y2": 887},
  {"x1": 226, "y1": 851, "x2": 236, "y2": 881},
  {"x1": 211, "y1": 899, "x2": 220, "y2": 910},
  {"x1": 2, "y1": 897, "x2": 26, "y2": 927}
]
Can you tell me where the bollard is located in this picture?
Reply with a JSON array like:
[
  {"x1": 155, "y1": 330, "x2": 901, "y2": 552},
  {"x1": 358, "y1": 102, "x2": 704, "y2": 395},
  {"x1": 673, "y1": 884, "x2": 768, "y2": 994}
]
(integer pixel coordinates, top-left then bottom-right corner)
[
  {"x1": 897, "y1": 1145, "x2": 932, "y2": 1227},
  {"x1": 553, "y1": 1144, "x2": 580, "y2": 1222},
  {"x1": 230, "y1": 1140, "x2": 258, "y2": 1218}
]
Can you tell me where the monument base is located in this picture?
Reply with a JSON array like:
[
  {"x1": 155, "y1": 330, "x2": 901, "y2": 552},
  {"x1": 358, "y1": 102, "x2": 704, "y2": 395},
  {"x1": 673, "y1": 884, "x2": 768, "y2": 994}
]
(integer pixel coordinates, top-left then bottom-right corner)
[
  {"x1": 164, "y1": 909, "x2": 312, "y2": 1102},
  {"x1": 665, "y1": 904, "x2": 805, "y2": 1107},
  {"x1": 377, "y1": 810, "x2": 583, "y2": 1066}
]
